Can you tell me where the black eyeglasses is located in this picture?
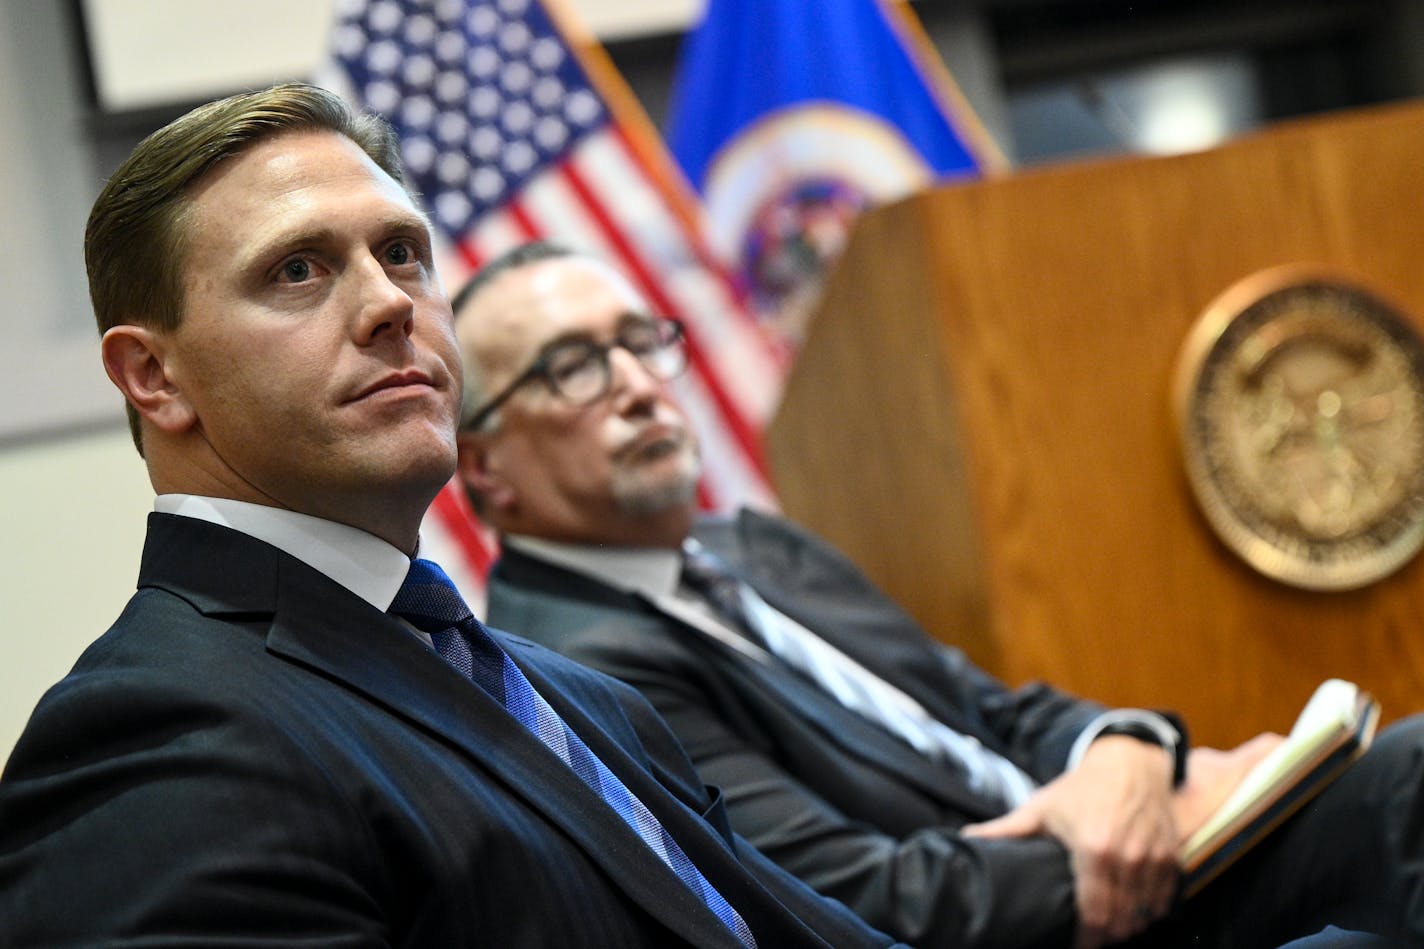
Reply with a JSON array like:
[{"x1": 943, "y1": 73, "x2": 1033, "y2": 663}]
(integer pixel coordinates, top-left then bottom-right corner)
[{"x1": 463, "y1": 318, "x2": 688, "y2": 431}]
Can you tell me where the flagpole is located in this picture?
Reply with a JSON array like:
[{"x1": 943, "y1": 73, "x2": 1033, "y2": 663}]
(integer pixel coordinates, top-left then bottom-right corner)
[
  {"x1": 877, "y1": 0, "x2": 1013, "y2": 175},
  {"x1": 537, "y1": 0, "x2": 760, "y2": 308}
]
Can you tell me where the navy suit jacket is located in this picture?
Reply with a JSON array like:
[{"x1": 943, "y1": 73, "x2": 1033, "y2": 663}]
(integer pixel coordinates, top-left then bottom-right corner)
[
  {"x1": 488, "y1": 509, "x2": 1115, "y2": 949},
  {"x1": 0, "y1": 513, "x2": 896, "y2": 948}
]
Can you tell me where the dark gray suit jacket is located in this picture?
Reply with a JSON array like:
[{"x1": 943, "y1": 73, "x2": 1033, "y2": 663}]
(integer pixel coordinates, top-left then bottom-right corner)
[
  {"x1": 0, "y1": 513, "x2": 898, "y2": 948},
  {"x1": 488, "y1": 509, "x2": 1114, "y2": 948}
]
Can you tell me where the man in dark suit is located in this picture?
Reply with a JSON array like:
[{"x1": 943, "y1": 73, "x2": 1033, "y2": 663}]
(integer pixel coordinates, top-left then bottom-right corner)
[
  {"x1": 0, "y1": 84, "x2": 902, "y2": 949},
  {"x1": 453, "y1": 240, "x2": 1424, "y2": 948}
]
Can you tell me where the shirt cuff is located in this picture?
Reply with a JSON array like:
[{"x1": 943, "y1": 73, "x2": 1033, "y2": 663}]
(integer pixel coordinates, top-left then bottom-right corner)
[{"x1": 1066, "y1": 709, "x2": 1187, "y2": 786}]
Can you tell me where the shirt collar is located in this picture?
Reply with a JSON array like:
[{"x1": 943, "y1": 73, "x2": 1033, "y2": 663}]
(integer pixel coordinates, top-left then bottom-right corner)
[
  {"x1": 502, "y1": 533, "x2": 682, "y2": 598},
  {"x1": 154, "y1": 495, "x2": 412, "y2": 611},
  {"x1": 503, "y1": 533, "x2": 774, "y2": 663}
]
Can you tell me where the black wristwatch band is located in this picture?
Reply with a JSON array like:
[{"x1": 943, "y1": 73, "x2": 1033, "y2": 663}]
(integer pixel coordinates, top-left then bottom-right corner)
[{"x1": 1096, "y1": 712, "x2": 1189, "y2": 787}]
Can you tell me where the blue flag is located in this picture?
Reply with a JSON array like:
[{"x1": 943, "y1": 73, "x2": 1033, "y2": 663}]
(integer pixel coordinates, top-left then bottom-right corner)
[{"x1": 666, "y1": 0, "x2": 997, "y2": 337}]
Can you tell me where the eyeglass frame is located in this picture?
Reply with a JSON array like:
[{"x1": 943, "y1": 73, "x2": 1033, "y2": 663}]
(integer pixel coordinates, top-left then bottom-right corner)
[{"x1": 461, "y1": 316, "x2": 688, "y2": 432}]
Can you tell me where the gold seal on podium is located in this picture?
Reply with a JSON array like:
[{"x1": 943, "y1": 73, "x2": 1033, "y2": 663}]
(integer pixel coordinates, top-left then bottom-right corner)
[{"x1": 1173, "y1": 264, "x2": 1424, "y2": 590}]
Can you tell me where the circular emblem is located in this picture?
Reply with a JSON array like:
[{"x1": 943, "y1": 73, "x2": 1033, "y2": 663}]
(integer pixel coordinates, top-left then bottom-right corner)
[
  {"x1": 701, "y1": 103, "x2": 933, "y2": 339},
  {"x1": 1173, "y1": 265, "x2": 1424, "y2": 590},
  {"x1": 741, "y1": 178, "x2": 867, "y2": 319}
]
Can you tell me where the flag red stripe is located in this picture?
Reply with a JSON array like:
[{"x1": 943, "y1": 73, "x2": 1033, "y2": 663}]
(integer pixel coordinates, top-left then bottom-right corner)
[
  {"x1": 608, "y1": 125, "x2": 763, "y2": 327},
  {"x1": 508, "y1": 199, "x2": 544, "y2": 241},
  {"x1": 430, "y1": 481, "x2": 497, "y2": 577},
  {"x1": 451, "y1": 237, "x2": 484, "y2": 274}
]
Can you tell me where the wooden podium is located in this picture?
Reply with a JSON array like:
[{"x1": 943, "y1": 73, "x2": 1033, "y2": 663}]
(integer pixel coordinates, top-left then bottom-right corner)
[{"x1": 766, "y1": 100, "x2": 1424, "y2": 748}]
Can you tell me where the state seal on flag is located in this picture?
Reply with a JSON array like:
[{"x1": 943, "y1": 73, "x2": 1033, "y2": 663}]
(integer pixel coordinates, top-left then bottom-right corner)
[{"x1": 701, "y1": 104, "x2": 934, "y2": 340}]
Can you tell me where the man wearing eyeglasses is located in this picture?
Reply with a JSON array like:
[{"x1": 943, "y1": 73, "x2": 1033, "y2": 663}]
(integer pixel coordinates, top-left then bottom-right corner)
[
  {"x1": 453, "y1": 241, "x2": 1424, "y2": 949},
  {"x1": 454, "y1": 243, "x2": 701, "y2": 551}
]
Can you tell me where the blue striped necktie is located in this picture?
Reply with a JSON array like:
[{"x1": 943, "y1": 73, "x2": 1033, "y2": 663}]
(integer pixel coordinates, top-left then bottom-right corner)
[{"x1": 392, "y1": 558, "x2": 756, "y2": 948}]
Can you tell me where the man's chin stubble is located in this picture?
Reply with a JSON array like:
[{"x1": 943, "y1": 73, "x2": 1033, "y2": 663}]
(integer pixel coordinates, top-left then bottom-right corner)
[{"x1": 612, "y1": 462, "x2": 700, "y2": 516}]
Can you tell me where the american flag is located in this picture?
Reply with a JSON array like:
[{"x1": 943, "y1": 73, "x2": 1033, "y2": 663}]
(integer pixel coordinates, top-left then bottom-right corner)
[{"x1": 322, "y1": 0, "x2": 783, "y2": 608}]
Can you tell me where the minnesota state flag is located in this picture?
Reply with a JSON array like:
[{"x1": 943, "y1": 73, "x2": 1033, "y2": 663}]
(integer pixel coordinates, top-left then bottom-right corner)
[{"x1": 666, "y1": 0, "x2": 1005, "y2": 341}]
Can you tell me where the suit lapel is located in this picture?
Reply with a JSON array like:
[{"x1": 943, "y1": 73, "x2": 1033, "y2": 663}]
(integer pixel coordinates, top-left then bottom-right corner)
[
  {"x1": 717, "y1": 510, "x2": 1006, "y2": 741},
  {"x1": 497, "y1": 543, "x2": 998, "y2": 819},
  {"x1": 712, "y1": 515, "x2": 1021, "y2": 819},
  {"x1": 668, "y1": 602, "x2": 1004, "y2": 818},
  {"x1": 143, "y1": 515, "x2": 747, "y2": 949}
]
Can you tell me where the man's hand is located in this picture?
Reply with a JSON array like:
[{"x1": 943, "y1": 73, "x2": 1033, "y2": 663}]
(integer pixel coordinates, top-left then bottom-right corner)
[
  {"x1": 963, "y1": 736, "x2": 1178, "y2": 949},
  {"x1": 1172, "y1": 733, "x2": 1284, "y2": 842}
]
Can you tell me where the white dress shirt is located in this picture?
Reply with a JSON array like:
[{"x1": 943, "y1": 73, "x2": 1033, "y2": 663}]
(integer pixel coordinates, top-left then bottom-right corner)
[{"x1": 154, "y1": 494, "x2": 430, "y2": 644}]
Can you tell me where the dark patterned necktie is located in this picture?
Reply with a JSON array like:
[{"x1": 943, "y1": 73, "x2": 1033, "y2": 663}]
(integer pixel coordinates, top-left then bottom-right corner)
[
  {"x1": 392, "y1": 558, "x2": 756, "y2": 947},
  {"x1": 680, "y1": 541, "x2": 767, "y2": 646},
  {"x1": 680, "y1": 540, "x2": 1035, "y2": 812}
]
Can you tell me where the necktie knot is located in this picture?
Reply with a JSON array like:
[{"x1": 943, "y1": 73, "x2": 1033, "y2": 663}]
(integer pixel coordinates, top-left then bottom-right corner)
[
  {"x1": 391, "y1": 558, "x2": 473, "y2": 633},
  {"x1": 681, "y1": 540, "x2": 748, "y2": 619}
]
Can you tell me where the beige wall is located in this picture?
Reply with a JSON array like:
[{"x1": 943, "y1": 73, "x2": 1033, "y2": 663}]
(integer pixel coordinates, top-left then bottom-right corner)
[
  {"x1": 82, "y1": 0, "x2": 700, "y2": 111},
  {"x1": 0, "y1": 429, "x2": 153, "y2": 764}
]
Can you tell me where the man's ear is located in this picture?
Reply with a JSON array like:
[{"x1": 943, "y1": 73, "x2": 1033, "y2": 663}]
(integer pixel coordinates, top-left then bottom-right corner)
[
  {"x1": 456, "y1": 430, "x2": 517, "y2": 514},
  {"x1": 100, "y1": 325, "x2": 198, "y2": 436}
]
